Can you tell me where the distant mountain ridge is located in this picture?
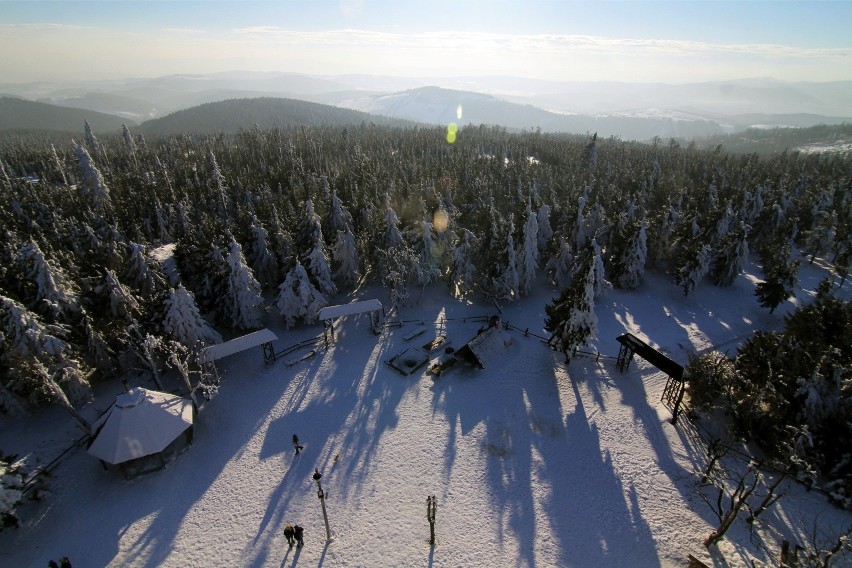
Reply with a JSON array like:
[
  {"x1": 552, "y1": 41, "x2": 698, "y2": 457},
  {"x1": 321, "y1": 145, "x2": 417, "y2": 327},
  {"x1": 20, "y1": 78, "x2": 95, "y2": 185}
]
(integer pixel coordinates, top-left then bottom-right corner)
[
  {"x1": 0, "y1": 96, "x2": 132, "y2": 133},
  {"x1": 136, "y1": 97, "x2": 418, "y2": 137},
  {"x1": 2, "y1": 72, "x2": 851, "y2": 143}
]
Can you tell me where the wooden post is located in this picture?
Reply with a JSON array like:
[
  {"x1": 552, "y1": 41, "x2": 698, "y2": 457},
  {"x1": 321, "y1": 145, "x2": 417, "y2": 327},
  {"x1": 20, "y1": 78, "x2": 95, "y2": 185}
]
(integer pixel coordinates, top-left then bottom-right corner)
[{"x1": 427, "y1": 495, "x2": 437, "y2": 545}]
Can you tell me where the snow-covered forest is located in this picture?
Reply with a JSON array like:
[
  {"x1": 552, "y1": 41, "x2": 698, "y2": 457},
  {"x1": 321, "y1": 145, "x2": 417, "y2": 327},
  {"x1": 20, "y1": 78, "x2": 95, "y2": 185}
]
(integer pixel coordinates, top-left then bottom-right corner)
[{"x1": 1, "y1": 122, "x2": 851, "y2": 559}]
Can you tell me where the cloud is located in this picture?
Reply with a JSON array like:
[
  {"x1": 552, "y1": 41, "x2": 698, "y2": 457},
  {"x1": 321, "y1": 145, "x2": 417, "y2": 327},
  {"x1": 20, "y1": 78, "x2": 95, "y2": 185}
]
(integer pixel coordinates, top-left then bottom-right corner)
[
  {"x1": 0, "y1": 23, "x2": 84, "y2": 31},
  {"x1": 226, "y1": 28, "x2": 852, "y2": 61},
  {"x1": 161, "y1": 27, "x2": 206, "y2": 35}
]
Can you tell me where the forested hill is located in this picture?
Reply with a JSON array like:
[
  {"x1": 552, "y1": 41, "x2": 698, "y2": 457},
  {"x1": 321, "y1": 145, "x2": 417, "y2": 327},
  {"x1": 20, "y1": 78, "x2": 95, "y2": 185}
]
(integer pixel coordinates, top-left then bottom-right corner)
[
  {"x1": 137, "y1": 97, "x2": 420, "y2": 136},
  {"x1": 0, "y1": 96, "x2": 131, "y2": 133},
  {"x1": 697, "y1": 122, "x2": 852, "y2": 156}
]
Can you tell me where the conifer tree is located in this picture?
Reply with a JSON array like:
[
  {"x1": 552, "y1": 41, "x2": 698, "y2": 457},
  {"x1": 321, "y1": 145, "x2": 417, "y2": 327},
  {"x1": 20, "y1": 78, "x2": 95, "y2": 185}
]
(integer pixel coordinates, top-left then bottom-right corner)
[
  {"x1": 536, "y1": 204, "x2": 554, "y2": 254},
  {"x1": 710, "y1": 223, "x2": 750, "y2": 287},
  {"x1": 545, "y1": 237, "x2": 575, "y2": 290},
  {"x1": 275, "y1": 260, "x2": 328, "y2": 328},
  {"x1": 518, "y1": 200, "x2": 539, "y2": 295},
  {"x1": 248, "y1": 215, "x2": 279, "y2": 289},
  {"x1": 75, "y1": 143, "x2": 111, "y2": 213},
  {"x1": 18, "y1": 240, "x2": 79, "y2": 321},
  {"x1": 755, "y1": 240, "x2": 799, "y2": 314},
  {"x1": 544, "y1": 250, "x2": 597, "y2": 362},
  {"x1": 223, "y1": 237, "x2": 264, "y2": 330},
  {"x1": 611, "y1": 221, "x2": 648, "y2": 289},
  {"x1": 323, "y1": 191, "x2": 354, "y2": 242},
  {"x1": 122, "y1": 124, "x2": 138, "y2": 169},
  {"x1": 412, "y1": 220, "x2": 441, "y2": 286},
  {"x1": 332, "y1": 227, "x2": 360, "y2": 288},
  {"x1": 448, "y1": 228, "x2": 477, "y2": 298},
  {"x1": 102, "y1": 269, "x2": 141, "y2": 319},
  {"x1": 590, "y1": 239, "x2": 612, "y2": 297},
  {"x1": 502, "y1": 217, "x2": 520, "y2": 300},
  {"x1": 163, "y1": 284, "x2": 222, "y2": 347}
]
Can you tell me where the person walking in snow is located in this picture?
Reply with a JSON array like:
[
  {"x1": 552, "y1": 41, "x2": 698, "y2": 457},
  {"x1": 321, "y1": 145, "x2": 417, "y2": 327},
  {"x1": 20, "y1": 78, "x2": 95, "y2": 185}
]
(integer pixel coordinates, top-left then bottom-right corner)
[
  {"x1": 283, "y1": 523, "x2": 295, "y2": 547},
  {"x1": 292, "y1": 434, "x2": 304, "y2": 455},
  {"x1": 294, "y1": 524, "x2": 304, "y2": 547}
]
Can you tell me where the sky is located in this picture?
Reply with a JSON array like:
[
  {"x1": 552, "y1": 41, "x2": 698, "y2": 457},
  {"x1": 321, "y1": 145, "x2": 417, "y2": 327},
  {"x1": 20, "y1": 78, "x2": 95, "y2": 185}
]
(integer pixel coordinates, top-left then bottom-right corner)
[{"x1": 1, "y1": 0, "x2": 851, "y2": 84}]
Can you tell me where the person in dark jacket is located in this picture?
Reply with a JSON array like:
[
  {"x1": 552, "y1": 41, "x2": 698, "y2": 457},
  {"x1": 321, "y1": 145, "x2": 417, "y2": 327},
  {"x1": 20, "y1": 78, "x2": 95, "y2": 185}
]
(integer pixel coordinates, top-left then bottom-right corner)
[
  {"x1": 292, "y1": 434, "x2": 304, "y2": 455},
  {"x1": 294, "y1": 524, "x2": 304, "y2": 547},
  {"x1": 59, "y1": 559, "x2": 72, "y2": 568},
  {"x1": 283, "y1": 523, "x2": 295, "y2": 547}
]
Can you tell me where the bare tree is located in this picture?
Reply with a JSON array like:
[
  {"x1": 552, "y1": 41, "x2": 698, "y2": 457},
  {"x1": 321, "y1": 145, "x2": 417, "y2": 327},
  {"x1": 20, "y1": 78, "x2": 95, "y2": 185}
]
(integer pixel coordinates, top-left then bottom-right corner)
[{"x1": 702, "y1": 460, "x2": 762, "y2": 547}]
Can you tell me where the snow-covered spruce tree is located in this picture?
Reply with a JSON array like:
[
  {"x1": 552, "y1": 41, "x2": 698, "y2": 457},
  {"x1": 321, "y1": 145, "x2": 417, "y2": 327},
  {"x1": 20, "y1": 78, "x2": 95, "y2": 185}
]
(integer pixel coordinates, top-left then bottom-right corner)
[
  {"x1": 544, "y1": 249, "x2": 597, "y2": 363},
  {"x1": 584, "y1": 132, "x2": 598, "y2": 170},
  {"x1": 502, "y1": 217, "x2": 521, "y2": 300},
  {"x1": 590, "y1": 238, "x2": 612, "y2": 298},
  {"x1": 518, "y1": 199, "x2": 539, "y2": 295},
  {"x1": 163, "y1": 284, "x2": 222, "y2": 347},
  {"x1": 0, "y1": 452, "x2": 25, "y2": 530},
  {"x1": 275, "y1": 260, "x2": 328, "y2": 328},
  {"x1": 122, "y1": 124, "x2": 138, "y2": 169},
  {"x1": 79, "y1": 308, "x2": 116, "y2": 376},
  {"x1": 322, "y1": 191, "x2": 354, "y2": 243},
  {"x1": 75, "y1": 143, "x2": 111, "y2": 214},
  {"x1": 18, "y1": 239, "x2": 79, "y2": 321},
  {"x1": 710, "y1": 222, "x2": 749, "y2": 287},
  {"x1": 411, "y1": 220, "x2": 441, "y2": 287},
  {"x1": 83, "y1": 119, "x2": 103, "y2": 162},
  {"x1": 208, "y1": 150, "x2": 229, "y2": 219},
  {"x1": 610, "y1": 220, "x2": 648, "y2": 289},
  {"x1": 101, "y1": 269, "x2": 141, "y2": 319},
  {"x1": 382, "y1": 200, "x2": 405, "y2": 250},
  {"x1": 332, "y1": 227, "x2": 360, "y2": 288},
  {"x1": 648, "y1": 197, "x2": 679, "y2": 268},
  {"x1": 50, "y1": 144, "x2": 68, "y2": 187},
  {"x1": 448, "y1": 228, "x2": 477, "y2": 298},
  {"x1": 222, "y1": 237, "x2": 264, "y2": 330},
  {"x1": 754, "y1": 239, "x2": 799, "y2": 314},
  {"x1": 545, "y1": 237, "x2": 575, "y2": 290},
  {"x1": 536, "y1": 204, "x2": 554, "y2": 255},
  {"x1": 247, "y1": 215, "x2": 279, "y2": 289},
  {"x1": 574, "y1": 193, "x2": 589, "y2": 251},
  {"x1": 675, "y1": 243, "x2": 713, "y2": 297},
  {"x1": 0, "y1": 295, "x2": 91, "y2": 419},
  {"x1": 296, "y1": 200, "x2": 337, "y2": 297},
  {"x1": 126, "y1": 242, "x2": 165, "y2": 299},
  {"x1": 378, "y1": 245, "x2": 417, "y2": 310},
  {"x1": 303, "y1": 230, "x2": 337, "y2": 298}
]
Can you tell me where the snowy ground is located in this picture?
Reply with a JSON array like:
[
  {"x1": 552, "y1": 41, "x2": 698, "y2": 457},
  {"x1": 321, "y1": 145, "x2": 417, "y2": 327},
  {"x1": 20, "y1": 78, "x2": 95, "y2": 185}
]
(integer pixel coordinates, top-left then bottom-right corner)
[{"x1": 2, "y1": 255, "x2": 851, "y2": 567}]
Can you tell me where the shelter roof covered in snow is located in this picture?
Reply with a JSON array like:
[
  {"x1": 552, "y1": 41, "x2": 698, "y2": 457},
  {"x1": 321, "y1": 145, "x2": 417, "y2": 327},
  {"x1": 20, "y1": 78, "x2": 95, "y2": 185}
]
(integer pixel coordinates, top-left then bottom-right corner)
[
  {"x1": 455, "y1": 326, "x2": 508, "y2": 369},
  {"x1": 318, "y1": 299, "x2": 383, "y2": 321},
  {"x1": 200, "y1": 328, "x2": 277, "y2": 363}
]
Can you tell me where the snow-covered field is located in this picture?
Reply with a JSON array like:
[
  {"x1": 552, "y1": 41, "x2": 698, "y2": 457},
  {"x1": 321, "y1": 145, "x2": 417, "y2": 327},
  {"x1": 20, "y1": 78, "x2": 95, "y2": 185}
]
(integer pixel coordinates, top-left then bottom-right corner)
[{"x1": 2, "y1": 256, "x2": 851, "y2": 567}]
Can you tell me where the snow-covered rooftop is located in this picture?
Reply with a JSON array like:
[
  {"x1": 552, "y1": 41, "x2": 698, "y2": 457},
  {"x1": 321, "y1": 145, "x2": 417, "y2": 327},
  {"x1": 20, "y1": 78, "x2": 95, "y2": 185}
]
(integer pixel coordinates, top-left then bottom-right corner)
[
  {"x1": 317, "y1": 298, "x2": 383, "y2": 321},
  {"x1": 199, "y1": 328, "x2": 277, "y2": 363}
]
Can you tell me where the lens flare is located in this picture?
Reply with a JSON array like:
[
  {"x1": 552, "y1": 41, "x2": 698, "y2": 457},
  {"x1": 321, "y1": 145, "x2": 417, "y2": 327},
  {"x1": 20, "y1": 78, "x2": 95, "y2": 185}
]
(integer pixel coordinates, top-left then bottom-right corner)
[
  {"x1": 446, "y1": 122, "x2": 458, "y2": 144},
  {"x1": 456, "y1": 104, "x2": 463, "y2": 120},
  {"x1": 433, "y1": 208, "x2": 449, "y2": 233}
]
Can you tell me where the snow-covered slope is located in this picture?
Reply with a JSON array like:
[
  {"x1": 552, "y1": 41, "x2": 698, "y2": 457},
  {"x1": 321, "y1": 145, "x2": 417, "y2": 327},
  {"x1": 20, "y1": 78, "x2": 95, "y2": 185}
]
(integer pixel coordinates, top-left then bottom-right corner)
[{"x1": 1, "y1": 254, "x2": 850, "y2": 567}]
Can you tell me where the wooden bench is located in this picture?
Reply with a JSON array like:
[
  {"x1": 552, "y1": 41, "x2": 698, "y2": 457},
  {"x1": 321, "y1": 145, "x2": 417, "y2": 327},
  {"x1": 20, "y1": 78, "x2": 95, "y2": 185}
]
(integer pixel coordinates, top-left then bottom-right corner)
[{"x1": 402, "y1": 326, "x2": 427, "y2": 341}]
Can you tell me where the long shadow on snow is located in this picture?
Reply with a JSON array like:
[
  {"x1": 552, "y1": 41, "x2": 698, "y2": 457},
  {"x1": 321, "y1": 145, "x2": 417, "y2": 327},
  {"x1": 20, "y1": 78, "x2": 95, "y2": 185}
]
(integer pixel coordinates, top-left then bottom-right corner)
[
  {"x1": 536, "y1": 353, "x2": 660, "y2": 567},
  {"x1": 428, "y1": 329, "x2": 659, "y2": 567},
  {"x1": 252, "y1": 315, "x2": 417, "y2": 560}
]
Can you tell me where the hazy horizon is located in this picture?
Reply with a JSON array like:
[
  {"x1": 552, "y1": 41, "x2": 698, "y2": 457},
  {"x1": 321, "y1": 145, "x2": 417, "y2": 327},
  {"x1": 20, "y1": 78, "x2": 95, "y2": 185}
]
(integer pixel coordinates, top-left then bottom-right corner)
[{"x1": 2, "y1": 0, "x2": 851, "y2": 86}]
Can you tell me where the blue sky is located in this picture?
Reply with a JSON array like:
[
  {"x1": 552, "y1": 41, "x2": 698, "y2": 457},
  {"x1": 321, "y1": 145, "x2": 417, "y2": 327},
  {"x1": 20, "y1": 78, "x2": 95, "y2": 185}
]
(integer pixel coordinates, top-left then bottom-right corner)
[{"x1": 2, "y1": 1, "x2": 850, "y2": 83}]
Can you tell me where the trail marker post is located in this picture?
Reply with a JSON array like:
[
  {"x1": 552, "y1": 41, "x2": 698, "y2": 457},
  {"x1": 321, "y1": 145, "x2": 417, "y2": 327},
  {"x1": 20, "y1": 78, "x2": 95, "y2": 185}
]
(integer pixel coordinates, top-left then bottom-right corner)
[
  {"x1": 427, "y1": 495, "x2": 437, "y2": 545},
  {"x1": 313, "y1": 468, "x2": 331, "y2": 540}
]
